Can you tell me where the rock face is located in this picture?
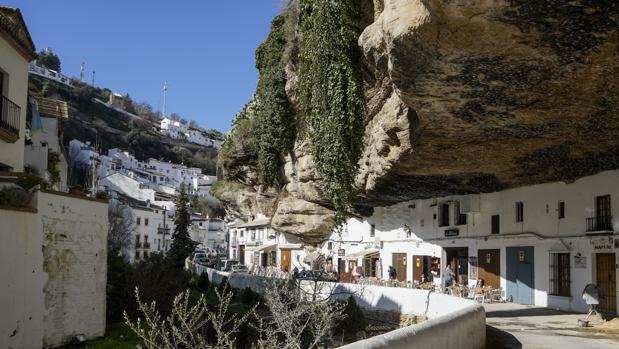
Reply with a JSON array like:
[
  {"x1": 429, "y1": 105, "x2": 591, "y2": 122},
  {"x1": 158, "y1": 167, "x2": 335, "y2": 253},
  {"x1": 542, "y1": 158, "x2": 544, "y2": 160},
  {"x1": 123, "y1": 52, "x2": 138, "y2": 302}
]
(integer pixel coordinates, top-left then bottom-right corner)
[{"x1": 219, "y1": 0, "x2": 619, "y2": 244}]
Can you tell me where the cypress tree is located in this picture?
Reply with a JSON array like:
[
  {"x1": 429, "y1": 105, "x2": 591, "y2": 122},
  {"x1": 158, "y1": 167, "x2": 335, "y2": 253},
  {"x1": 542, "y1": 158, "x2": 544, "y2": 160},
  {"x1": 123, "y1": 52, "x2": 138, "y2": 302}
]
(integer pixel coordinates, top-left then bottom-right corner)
[{"x1": 168, "y1": 185, "x2": 195, "y2": 269}]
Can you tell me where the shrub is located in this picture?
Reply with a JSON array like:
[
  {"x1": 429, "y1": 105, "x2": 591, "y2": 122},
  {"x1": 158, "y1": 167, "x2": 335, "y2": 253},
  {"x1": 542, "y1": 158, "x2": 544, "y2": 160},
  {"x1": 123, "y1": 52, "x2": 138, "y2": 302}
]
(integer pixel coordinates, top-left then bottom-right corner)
[
  {"x1": 197, "y1": 272, "x2": 210, "y2": 292},
  {"x1": 335, "y1": 296, "x2": 367, "y2": 340},
  {"x1": 241, "y1": 287, "x2": 261, "y2": 305}
]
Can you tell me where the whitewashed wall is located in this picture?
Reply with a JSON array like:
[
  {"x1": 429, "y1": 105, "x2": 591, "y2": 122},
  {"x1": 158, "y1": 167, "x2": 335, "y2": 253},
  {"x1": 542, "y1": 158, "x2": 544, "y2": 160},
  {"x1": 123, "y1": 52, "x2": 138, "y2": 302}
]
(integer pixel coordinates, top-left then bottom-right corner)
[{"x1": 0, "y1": 191, "x2": 108, "y2": 348}]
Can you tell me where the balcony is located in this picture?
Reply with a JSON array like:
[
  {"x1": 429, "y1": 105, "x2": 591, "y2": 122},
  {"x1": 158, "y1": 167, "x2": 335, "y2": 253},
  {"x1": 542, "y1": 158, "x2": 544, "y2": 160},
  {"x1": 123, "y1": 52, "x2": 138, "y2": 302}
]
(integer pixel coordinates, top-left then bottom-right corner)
[
  {"x1": 0, "y1": 95, "x2": 20, "y2": 143},
  {"x1": 157, "y1": 227, "x2": 171, "y2": 235},
  {"x1": 143, "y1": 242, "x2": 151, "y2": 249},
  {"x1": 586, "y1": 216, "x2": 613, "y2": 233},
  {"x1": 135, "y1": 241, "x2": 141, "y2": 248}
]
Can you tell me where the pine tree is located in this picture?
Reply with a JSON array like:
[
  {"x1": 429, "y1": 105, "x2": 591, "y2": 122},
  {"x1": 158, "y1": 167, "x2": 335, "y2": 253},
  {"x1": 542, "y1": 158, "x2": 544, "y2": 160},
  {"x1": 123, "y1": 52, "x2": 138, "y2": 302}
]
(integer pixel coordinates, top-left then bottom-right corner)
[{"x1": 168, "y1": 186, "x2": 195, "y2": 269}]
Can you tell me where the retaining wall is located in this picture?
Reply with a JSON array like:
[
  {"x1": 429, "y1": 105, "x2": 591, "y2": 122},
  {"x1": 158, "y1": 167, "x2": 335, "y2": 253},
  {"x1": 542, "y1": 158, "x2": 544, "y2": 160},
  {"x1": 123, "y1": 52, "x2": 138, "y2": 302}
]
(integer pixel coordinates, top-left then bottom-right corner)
[{"x1": 191, "y1": 264, "x2": 485, "y2": 349}]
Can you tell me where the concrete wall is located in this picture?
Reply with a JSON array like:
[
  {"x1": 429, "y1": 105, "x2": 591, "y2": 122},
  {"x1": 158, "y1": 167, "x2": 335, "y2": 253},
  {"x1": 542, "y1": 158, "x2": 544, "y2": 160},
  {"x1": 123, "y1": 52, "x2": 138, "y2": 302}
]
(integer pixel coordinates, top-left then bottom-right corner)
[
  {"x1": 38, "y1": 191, "x2": 108, "y2": 347},
  {"x1": 0, "y1": 191, "x2": 108, "y2": 348},
  {"x1": 195, "y1": 266, "x2": 485, "y2": 349},
  {"x1": 0, "y1": 207, "x2": 45, "y2": 349},
  {"x1": 0, "y1": 35, "x2": 29, "y2": 172}
]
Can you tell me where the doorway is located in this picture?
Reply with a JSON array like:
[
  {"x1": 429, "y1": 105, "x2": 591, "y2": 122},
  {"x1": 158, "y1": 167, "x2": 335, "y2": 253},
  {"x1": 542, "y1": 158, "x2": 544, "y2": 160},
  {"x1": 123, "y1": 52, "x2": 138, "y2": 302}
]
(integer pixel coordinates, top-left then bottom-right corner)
[
  {"x1": 338, "y1": 259, "x2": 347, "y2": 282},
  {"x1": 239, "y1": 245, "x2": 245, "y2": 265},
  {"x1": 445, "y1": 247, "x2": 469, "y2": 285},
  {"x1": 596, "y1": 253, "x2": 617, "y2": 314},
  {"x1": 478, "y1": 249, "x2": 501, "y2": 289},
  {"x1": 280, "y1": 249, "x2": 291, "y2": 272},
  {"x1": 392, "y1": 253, "x2": 407, "y2": 282},
  {"x1": 506, "y1": 246, "x2": 534, "y2": 305}
]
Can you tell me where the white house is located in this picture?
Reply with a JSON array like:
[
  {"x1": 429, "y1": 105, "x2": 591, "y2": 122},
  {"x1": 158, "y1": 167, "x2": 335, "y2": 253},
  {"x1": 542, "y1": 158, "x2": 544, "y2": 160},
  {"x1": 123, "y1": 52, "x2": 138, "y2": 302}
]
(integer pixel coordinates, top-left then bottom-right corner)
[
  {"x1": 189, "y1": 216, "x2": 227, "y2": 254},
  {"x1": 230, "y1": 215, "x2": 307, "y2": 272},
  {"x1": 327, "y1": 170, "x2": 619, "y2": 316}
]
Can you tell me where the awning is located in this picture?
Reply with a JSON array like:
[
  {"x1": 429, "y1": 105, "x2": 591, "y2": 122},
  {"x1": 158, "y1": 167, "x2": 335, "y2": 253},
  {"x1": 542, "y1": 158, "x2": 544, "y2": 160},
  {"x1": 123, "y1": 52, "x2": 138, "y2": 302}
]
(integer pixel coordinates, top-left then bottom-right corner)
[
  {"x1": 346, "y1": 248, "x2": 380, "y2": 259},
  {"x1": 246, "y1": 242, "x2": 277, "y2": 252},
  {"x1": 278, "y1": 243, "x2": 303, "y2": 249}
]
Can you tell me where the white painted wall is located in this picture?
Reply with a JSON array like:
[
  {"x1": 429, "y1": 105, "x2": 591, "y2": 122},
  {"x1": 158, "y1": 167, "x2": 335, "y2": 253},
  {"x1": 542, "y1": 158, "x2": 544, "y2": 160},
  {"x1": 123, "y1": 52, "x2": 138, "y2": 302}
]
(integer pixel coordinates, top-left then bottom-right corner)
[{"x1": 0, "y1": 191, "x2": 108, "y2": 348}]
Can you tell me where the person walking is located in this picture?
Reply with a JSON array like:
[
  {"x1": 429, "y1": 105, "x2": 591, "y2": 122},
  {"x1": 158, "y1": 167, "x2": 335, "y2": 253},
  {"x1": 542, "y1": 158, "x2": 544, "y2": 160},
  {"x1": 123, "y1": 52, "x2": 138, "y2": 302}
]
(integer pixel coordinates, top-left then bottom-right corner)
[
  {"x1": 444, "y1": 264, "x2": 455, "y2": 289},
  {"x1": 388, "y1": 265, "x2": 397, "y2": 280}
]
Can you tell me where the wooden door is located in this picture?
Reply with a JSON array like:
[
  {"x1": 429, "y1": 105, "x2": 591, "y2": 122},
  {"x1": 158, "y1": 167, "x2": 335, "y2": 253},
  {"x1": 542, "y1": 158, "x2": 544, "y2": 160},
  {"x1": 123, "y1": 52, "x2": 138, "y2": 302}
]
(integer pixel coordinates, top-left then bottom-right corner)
[
  {"x1": 478, "y1": 249, "x2": 500, "y2": 289},
  {"x1": 280, "y1": 249, "x2": 291, "y2": 272},
  {"x1": 596, "y1": 253, "x2": 617, "y2": 314},
  {"x1": 412, "y1": 255, "x2": 425, "y2": 282},
  {"x1": 239, "y1": 245, "x2": 245, "y2": 265},
  {"x1": 392, "y1": 253, "x2": 407, "y2": 282},
  {"x1": 338, "y1": 259, "x2": 348, "y2": 282}
]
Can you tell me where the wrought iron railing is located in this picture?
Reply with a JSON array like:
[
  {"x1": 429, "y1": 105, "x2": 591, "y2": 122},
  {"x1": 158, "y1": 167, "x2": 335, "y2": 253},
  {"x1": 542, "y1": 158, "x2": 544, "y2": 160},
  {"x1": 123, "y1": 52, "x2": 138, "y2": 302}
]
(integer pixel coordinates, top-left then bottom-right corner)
[
  {"x1": 586, "y1": 216, "x2": 613, "y2": 232},
  {"x1": 0, "y1": 95, "x2": 20, "y2": 140}
]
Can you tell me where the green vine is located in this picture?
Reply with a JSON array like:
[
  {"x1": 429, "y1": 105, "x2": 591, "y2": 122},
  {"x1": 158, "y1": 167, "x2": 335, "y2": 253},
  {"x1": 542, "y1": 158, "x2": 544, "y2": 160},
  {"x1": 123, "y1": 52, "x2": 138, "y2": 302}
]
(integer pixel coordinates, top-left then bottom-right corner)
[
  {"x1": 253, "y1": 14, "x2": 294, "y2": 187},
  {"x1": 299, "y1": 0, "x2": 365, "y2": 223}
]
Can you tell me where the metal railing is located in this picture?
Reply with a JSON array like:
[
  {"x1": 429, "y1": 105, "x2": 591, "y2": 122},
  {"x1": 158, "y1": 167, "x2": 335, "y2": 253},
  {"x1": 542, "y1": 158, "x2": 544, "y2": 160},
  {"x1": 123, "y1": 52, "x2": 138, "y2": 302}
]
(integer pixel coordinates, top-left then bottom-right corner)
[
  {"x1": 586, "y1": 216, "x2": 613, "y2": 232},
  {"x1": 0, "y1": 95, "x2": 20, "y2": 140},
  {"x1": 157, "y1": 227, "x2": 171, "y2": 235}
]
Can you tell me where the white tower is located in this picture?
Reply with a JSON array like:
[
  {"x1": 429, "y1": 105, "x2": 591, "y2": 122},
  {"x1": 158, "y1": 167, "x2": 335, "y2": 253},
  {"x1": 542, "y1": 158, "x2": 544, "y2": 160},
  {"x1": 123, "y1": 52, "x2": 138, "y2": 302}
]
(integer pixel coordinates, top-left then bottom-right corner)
[{"x1": 80, "y1": 61, "x2": 85, "y2": 82}]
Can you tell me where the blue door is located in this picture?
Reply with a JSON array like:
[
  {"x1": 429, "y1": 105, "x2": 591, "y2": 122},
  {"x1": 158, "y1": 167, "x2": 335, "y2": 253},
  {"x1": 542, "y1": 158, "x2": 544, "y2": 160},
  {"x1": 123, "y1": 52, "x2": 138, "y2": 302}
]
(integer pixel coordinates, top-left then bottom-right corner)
[{"x1": 506, "y1": 246, "x2": 534, "y2": 304}]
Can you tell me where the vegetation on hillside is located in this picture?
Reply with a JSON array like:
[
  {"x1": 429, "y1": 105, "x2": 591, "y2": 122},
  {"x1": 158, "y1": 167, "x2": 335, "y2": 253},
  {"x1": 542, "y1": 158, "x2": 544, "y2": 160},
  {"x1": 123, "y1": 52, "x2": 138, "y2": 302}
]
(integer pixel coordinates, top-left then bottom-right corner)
[
  {"x1": 28, "y1": 75, "x2": 220, "y2": 178},
  {"x1": 37, "y1": 49, "x2": 61, "y2": 71}
]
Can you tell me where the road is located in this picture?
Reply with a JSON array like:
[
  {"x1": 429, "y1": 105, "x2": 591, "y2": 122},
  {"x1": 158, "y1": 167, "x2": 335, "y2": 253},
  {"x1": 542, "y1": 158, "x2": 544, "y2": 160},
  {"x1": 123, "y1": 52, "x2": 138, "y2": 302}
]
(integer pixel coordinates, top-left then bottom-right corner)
[{"x1": 485, "y1": 303, "x2": 619, "y2": 349}]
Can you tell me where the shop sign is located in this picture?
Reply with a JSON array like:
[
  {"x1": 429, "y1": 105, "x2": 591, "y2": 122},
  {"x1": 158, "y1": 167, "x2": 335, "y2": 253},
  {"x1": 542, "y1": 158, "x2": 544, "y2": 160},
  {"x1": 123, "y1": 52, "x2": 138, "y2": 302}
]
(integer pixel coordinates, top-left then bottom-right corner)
[
  {"x1": 591, "y1": 237, "x2": 614, "y2": 250},
  {"x1": 574, "y1": 255, "x2": 587, "y2": 269},
  {"x1": 444, "y1": 229, "x2": 459, "y2": 237},
  {"x1": 338, "y1": 248, "x2": 345, "y2": 256}
]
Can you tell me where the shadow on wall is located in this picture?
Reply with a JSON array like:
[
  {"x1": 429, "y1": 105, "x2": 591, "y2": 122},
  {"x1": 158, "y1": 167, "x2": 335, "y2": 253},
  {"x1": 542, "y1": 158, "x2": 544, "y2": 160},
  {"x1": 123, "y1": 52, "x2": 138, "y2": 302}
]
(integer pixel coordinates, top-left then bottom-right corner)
[
  {"x1": 486, "y1": 307, "x2": 579, "y2": 318},
  {"x1": 486, "y1": 325, "x2": 523, "y2": 349},
  {"x1": 332, "y1": 283, "x2": 403, "y2": 314}
]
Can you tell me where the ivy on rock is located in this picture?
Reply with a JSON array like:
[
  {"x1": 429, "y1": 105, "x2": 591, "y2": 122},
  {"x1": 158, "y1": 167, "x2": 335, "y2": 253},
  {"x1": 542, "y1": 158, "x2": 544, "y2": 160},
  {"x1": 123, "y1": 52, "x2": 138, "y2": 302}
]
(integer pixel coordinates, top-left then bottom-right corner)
[{"x1": 299, "y1": 0, "x2": 365, "y2": 223}]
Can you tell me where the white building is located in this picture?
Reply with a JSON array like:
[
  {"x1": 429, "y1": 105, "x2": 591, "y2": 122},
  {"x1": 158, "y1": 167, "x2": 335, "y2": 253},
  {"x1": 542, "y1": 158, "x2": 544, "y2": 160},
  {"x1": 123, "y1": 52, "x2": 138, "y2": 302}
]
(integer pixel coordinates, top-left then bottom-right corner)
[
  {"x1": 28, "y1": 61, "x2": 73, "y2": 88},
  {"x1": 129, "y1": 202, "x2": 174, "y2": 263},
  {"x1": 189, "y1": 216, "x2": 227, "y2": 254},
  {"x1": 159, "y1": 118, "x2": 221, "y2": 149},
  {"x1": 229, "y1": 215, "x2": 307, "y2": 272},
  {"x1": 326, "y1": 170, "x2": 619, "y2": 316}
]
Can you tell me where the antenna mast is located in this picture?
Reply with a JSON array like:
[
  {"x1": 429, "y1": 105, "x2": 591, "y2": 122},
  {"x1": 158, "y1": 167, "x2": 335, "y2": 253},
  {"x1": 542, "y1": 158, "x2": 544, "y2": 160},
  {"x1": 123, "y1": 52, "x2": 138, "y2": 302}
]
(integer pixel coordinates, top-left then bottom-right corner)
[
  {"x1": 162, "y1": 81, "x2": 168, "y2": 118},
  {"x1": 80, "y1": 61, "x2": 85, "y2": 82}
]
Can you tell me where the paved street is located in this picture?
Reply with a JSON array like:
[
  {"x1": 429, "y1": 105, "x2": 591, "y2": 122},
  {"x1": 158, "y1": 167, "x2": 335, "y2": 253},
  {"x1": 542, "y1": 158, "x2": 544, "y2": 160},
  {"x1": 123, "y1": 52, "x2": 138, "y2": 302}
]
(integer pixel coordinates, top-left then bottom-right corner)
[{"x1": 485, "y1": 303, "x2": 619, "y2": 349}]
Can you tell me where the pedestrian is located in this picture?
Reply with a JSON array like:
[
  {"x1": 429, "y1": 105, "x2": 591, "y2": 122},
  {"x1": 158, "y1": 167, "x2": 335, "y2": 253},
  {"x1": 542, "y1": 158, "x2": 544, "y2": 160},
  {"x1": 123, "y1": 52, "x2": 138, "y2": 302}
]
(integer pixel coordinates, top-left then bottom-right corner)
[
  {"x1": 388, "y1": 265, "x2": 397, "y2": 280},
  {"x1": 444, "y1": 264, "x2": 455, "y2": 289}
]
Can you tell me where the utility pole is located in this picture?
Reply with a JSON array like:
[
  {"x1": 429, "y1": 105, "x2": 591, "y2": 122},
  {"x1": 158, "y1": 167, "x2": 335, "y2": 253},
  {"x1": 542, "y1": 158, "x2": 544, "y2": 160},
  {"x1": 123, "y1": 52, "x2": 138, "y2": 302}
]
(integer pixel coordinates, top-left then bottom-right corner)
[
  {"x1": 162, "y1": 81, "x2": 168, "y2": 118},
  {"x1": 92, "y1": 70, "x2": 96, "y2": 86},
  {"x1": 80, "y1": 61, "x2": 85, "y2": 82},
  {"x1": 162, "y1": 206, "x2": 168, "y2": 252}
]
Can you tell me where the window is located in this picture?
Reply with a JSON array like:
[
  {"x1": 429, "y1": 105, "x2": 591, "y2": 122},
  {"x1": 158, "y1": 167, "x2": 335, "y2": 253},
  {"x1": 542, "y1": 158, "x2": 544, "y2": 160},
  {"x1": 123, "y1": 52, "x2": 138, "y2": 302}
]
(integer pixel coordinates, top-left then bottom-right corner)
[
  {"x1": 370, "y1": 224, "x2": 376, "y2": 237},
  {"x1": 558, "y1": 201, "x2": 565, "y2": 219},
  {"x1": 135, "y1": 251, "x2": 140, "y2": 260},
  {"x1": 158, "y1": 239, "x2": 161, "y2": 250},
  {"x1": 549, "y1": 253, "x2": 570, "y2": 297},
  {"x1": 251, "y1": 231, "x2": 256, "y2": 240},
  {"x1": 516, "y1": 201, "x2": 524, "y2": 222},
  {"x1": 143, "y1": 250, "x2": 149, "y2": 258},
  {"x1": 515, "y1": 202, "x2": 524, "y2": 222},
  {"x1": 439, "y1": 203, "x2": 450, "y2": 227},
  {"x1": 144, "y1": 218, "x2": 149, "y2": 226},
  {"x1": 491, "y1": 215, "x2": 500, "y2": 234},
  {"x1": 136, "y1": 217, "x2": 141, "y2": 225},
  {"x1": 456, "y1": 202, "x2": 467, "y2": 225},
  {"x1": 327, "y1": 242, "x2": 333, "y2": 250}
]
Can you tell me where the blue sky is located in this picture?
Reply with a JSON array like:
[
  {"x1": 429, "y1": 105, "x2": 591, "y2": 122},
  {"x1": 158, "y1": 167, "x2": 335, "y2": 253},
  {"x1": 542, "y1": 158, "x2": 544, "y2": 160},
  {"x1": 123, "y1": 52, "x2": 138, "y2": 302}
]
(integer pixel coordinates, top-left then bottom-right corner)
[{"x1": 9, "y1": 0, "x2": 283, "y2": 132}]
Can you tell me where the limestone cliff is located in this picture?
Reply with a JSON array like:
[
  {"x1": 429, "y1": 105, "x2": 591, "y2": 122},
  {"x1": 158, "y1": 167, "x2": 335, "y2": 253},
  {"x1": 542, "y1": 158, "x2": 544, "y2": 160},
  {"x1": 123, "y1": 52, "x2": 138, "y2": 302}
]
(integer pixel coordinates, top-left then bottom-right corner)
[{"x1": 217, "y1": 0, "x2": 619, "y2": 244}]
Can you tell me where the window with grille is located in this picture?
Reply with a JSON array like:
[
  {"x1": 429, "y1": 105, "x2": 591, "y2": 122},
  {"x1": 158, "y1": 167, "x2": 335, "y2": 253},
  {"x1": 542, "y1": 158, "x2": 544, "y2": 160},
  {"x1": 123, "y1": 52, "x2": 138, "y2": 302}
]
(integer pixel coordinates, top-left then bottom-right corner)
[
  {"x1": 136, "y1": 217, "x2": 141, "y2": 225},
  {"x1": 455, "y1": 202, "x2": 467, "y2": 225},
  {"x1": 515, "y1": 202, "x2": 524, "y2": 222},
  {"x1": 491, "y1": 215, "x2": 500, "y2": 234},
  {"x1": 145, "y1": 218, "x2": 149, "y2": 226},
  {"x1": 549, "y1": 253, "x2": 570, "y2": 297},
  {"x1": 439, "y1": 203, "x2": 450, "y2": 227},
  {"x1": 558, "y1": 201, "x2": 565, "y2": 219}
]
